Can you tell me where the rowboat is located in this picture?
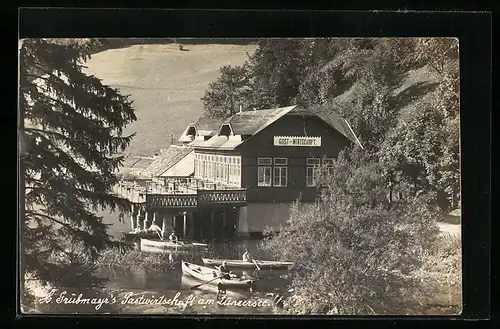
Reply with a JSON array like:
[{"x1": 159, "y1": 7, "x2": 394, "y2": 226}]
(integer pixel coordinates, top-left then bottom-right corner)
[
  {"x1": 140, "y1": 238, "x2": 208, "y2": 251},
  {"x1": 121, "y1": 231, "x2": 159, "y2": 241},
  {"x1": 180, "y1": 275, "x2": 250, "y2": 299},
  {"x1": 201, "y1": 258, "x2": 293, "y2": 269},
  {"x1": 181, "y1": 261, "x2": 256, "y2": 288}
]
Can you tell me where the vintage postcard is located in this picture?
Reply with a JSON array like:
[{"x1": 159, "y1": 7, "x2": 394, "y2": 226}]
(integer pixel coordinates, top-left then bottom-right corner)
[{"x1": 18, "y1": 37, "x2": 461, "y2": 315}]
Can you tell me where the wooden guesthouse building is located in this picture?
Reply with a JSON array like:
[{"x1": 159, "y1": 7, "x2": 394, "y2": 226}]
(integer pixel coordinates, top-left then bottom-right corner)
[{"x1": 121, "y1": 105, "x2": 362, "y2": 242}]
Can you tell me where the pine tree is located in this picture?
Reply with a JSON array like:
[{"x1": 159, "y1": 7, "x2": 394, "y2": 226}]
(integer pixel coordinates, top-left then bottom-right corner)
[{"x1": 19, "y1": 39, "x2": 137, "y2": 294}]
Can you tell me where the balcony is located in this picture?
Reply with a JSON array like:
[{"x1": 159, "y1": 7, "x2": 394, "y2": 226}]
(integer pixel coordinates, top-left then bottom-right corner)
[{"x1": 145, "y1": 189, "x2": 247, "y2": 210}]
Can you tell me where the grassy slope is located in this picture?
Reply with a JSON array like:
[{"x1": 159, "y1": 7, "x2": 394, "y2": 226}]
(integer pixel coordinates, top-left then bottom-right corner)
[
  {"x1": 84, "y1": 43, "x2": 256, "y2": 157},
  {"x1": 84, "y1": 43, "x2": 256, "y2": 237}
]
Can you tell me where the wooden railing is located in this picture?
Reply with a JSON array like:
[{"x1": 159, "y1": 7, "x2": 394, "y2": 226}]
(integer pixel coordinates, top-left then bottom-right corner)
[
  {"x1": 147, "y1": 194, "x2": 198, "y2": 209},
  {"x1": 198, "y1": 189, "x2": 247, "y2": 205},
  {"x1": 145, "y1": 189, "x2": 247, "y2": 209}
]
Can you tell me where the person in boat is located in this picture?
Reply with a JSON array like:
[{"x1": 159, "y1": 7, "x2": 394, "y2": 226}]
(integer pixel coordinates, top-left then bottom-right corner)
[
  {"x1": 217, "y1": 261, "x2": 231, "y2": 280},
  {"x1": 148, "y1": 223, "x2": 162, "y2": 236},
  {"x1": 242, "y1": 249, "x2": 253, "y2": 262},
  {"x1": 169, "y1": 231, "x2": 178, "y2": 244},
  {"x1": 219, "y1": 261, "x2": 229, "y2": 273}
]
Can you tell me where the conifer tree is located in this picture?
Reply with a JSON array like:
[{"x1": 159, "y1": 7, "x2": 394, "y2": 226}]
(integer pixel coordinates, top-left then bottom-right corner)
[
  {"x1": 19, "y1": 39, "x2": 137, "y2": 292},
  {"x1": 201, "y1": 65, "x2": 251, "y2": 118}
]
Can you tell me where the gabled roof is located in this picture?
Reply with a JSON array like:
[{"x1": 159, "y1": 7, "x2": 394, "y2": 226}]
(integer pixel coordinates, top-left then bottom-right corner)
[
  {"x1": 140, "y1": 145, "x2": 193, "y2": 177},
  {"x1": 190, "y1": 105, "x2": 363, "y2": 151}
]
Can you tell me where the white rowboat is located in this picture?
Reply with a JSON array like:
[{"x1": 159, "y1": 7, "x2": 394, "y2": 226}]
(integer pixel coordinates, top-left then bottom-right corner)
[
  {"x1": 140, "y1": 238, "x2": 208, "y2": 250},
  {"x1": 181, "y1": 261, "x2": 255, "y2": 288},
  {"x1": 201, "y1": 258, "x2": 293, "y2": 269}
]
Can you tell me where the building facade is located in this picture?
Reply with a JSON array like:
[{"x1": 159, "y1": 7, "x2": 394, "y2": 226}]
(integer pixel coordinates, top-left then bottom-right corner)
[{"x1": 120, "y1": 105, "x2": 362, "y2": 242}]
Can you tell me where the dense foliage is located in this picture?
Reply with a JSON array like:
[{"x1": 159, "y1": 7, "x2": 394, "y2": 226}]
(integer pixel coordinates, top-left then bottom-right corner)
[
  {"x1": 203, "y1": 38, "x2": 460, "y2": 314},
  {"x1": 202, "y1": 38, "x2": 460, "y2": 211},
  {"x1": 20, "y1": 39, "x2": 137, "y2": 295},
  {"x1": 262, "y1": 149, "x2": 441, "y2": 314}
]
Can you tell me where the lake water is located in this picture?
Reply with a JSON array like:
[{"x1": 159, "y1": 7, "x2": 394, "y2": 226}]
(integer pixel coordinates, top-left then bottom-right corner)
[
  {"x1": 31, "y1": 238, "x2": 290, "y2": 315},
  {"x1": 104, "y1": 239, "x2": 289, "y2": 314}
]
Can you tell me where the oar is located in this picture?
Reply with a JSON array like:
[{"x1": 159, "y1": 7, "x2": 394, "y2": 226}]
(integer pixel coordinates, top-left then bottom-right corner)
[
  {"x1": 252, "y1": 259, "x2": 261, "y2": 271},
  {"x1": 190, "y1": 272, "x2": 228, "y2": 290}
]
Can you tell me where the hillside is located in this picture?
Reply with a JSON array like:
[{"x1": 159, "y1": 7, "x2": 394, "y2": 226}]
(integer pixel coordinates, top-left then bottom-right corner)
[{"x1": 84, "y1": 43, "x2": 257, "y2": 157}]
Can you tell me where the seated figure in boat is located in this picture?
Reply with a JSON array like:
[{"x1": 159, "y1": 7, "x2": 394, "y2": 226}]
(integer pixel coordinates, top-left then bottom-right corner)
[
  {"x1": 217, "y1": 261, "x2": 231, "y2": 279},
  {"x1": 148, "y1": 223, "x2": 162, "y2": 236},
  {"x1": 242, "y1": 249, "x2": 253, "y2": 262},
  {"x1": 169, "y1": 231, "x2": 178, "y2": 243},
  {"x1": 218, "y1": 261, "x2": 229, "y2": 273}
]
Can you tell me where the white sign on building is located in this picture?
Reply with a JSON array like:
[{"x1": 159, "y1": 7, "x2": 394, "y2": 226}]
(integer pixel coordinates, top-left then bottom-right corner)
[{"x1": 273, "y1": 136, "x2": 322, "y2": 147}]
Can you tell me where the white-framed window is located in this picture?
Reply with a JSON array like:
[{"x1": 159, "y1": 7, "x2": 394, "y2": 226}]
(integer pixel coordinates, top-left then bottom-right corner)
[
  {"x1": 257, "y1": 157, "x2": 272, "y2": 187},
  {"x1": 273, "y1": 166, "x2": 287, "y2": 187},
  {"x1": 258, "y1": 167, "x2": 272, "y2": 186},
  {"x1": 257, "y1": 157, "x2": 289, "y2": 187},
  {"x1": 195, "y1": 154, "x2": 241, "y2": 187},
  {"x1": 306, "y1": 158, "x2": 321, "y2": 187},
  {"x1": 273, "y1": 158, "x2": 288, "y2": 187},
  {"x1": 274, "y1": 158, "x2": 287, "y2": 166},
  {"x1": 258, "y1": 157, "x2": 272, "y2": 166}
]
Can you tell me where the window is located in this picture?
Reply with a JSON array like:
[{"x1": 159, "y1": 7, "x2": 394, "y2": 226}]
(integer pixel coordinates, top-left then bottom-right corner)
[
  {"x1": 258, "y1": 158, "x2": 272, "y2": 166},
  {"x1": 306, "y1": 158, "x2": 321, "y2": 187},
  {"x1": 257, "y1": 158, "x2": 272, "y2": 186},
  {"x1": 273, "y1": 158, "x2": 288, "y2": 187},
  {"x1": 306, "y1": 167, "x2": 315, "y2": 187},
  {"x1": 257, "y1": 157, "x2": 288, "y2": 187},
  {"x1": 227, "y1": 155, "x2": 241, "y2": 187},
  {"x1": 273, "y1": 167, "x2": 287, "y2": 187},
  {"x1": 196, "y1": 154, "x2": 241, "y2": 187},
  {"x1": 306, "y1": 158, "x2": 321, "y2": 166},
  {"x1": 274, "y1": 158, "x2": 287, "y2": 165},
  {"x1": 258, "y1": 167, "x2": 272, "y2": 186}
]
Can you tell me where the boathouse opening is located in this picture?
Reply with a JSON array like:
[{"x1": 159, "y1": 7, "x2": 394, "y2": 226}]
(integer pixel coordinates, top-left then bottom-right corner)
[{"x1": 169, "y1": 208, "x2": 239, "y2": 242}]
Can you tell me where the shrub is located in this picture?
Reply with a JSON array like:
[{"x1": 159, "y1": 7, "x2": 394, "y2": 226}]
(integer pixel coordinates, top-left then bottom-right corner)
[{"x1": 96, "y1": 247, "x2": 179, "y2": 272}]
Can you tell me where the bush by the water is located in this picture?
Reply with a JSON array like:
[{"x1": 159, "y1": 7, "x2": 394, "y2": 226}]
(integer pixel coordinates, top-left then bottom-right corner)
[
  {"x1": 96, "y1": 247, "x2": 178, "y2": 272},
  {"x1": 262, "y1": 149, "x2": 442, "y2": 315}
]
